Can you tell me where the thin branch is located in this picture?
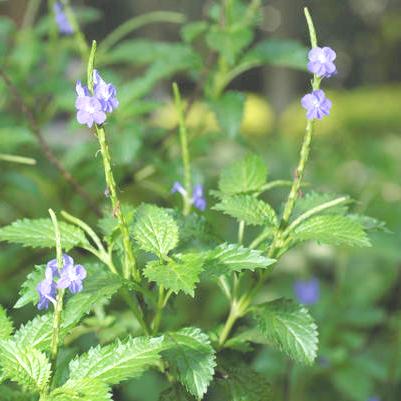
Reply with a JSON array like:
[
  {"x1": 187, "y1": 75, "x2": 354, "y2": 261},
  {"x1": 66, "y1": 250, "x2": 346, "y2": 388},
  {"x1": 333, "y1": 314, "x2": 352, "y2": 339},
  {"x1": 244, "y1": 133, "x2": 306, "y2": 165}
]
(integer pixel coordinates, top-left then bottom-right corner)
[{"x1": 0, "y1": 69, "x2": 101, "y2": 216}]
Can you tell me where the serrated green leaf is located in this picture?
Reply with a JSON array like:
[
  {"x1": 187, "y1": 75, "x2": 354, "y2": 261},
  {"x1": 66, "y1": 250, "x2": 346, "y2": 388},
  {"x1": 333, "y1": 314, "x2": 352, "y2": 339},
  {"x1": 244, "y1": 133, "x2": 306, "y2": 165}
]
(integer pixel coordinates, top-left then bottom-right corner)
[
  {"x1": 13, "y1": 314, "x2": 53, "y2": 350},
  {"x1": 132, "y1": 204, "x2": 179, "y2": 258},
  {"x1": 0, "y1": 305, "x2": 13, "y2": 339},
  {"x1": 218, "y1": 154, "x2": 267, "y2": 195},
  {"x1": 163, "y1": 328, "x2": 216, "y2": 398},
  {"x1": 211, "y1": 91, "x2": 245, "y2": 138},
  {"x1": 0, "y1": 218, "x2": 89, "y2": 251},
  {"x1": 292, "y1": 214, "x2": 371, "y2": 247},
  {"x1": 217, "y1": 364, "x2": 272, "y2": 401},
  {"x1": 204, "y1": 243, "x2": 275, "y2": 277},
  {"x1": 69, "y1": 336, "x2": 164, "y2": 385},
  {"x1": 253, "y1": 298, "x2": 318, "y2": 365},
  {"x1": 144, "y1": 254, "x2": 204, "y2": 297},
  {"x1": 348, "y1": 214, "x2": 389, "y2": 232},
  {"x1": 214, "y1": 195, "x2": 277, "y2": 226},
  {"x1": 48, "y1": 379, "x2": 112, "y2": 401},
  {"x1": 14, "y1": 265, "x2": 45, "y2": 309},
  {"x1": 292, "y1": 192, "x2": 350, "y2": 220},
  {"x1": 0, "y1": 340, "x2": 51, "y2": 393}
]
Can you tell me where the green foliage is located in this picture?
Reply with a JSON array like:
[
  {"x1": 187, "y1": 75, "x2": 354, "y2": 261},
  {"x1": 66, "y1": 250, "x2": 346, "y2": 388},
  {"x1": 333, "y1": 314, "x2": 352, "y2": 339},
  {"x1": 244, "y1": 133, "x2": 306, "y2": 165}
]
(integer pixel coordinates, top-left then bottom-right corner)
[
  {"x1": 204, "y1": 243, "x2": 275, "y2": 277},
  {"x1": 144, "y1": 254, "x2": 205, "y2": 297},
  {"x1": 159, "y1": 385, "x2": 194, "y2": 401},
  {"x1": 181, "y1": 21, "x2": 208, "y2": 43},
  {"x1": 213, "y1": 195, "x2": 277, "y2": 226},
  {"x1": 0, "y1": 340, "x2": 51, "y2": 393},
  {"x1": 132, "y1": 204, "x2": 179, "y2": 258},
  {"x1": 216, "y1": 363, "x2": 272, "y2": 401},
  {"x1": 253, "y1": 298, "x2": 318, "y2": 365},
  {"x1": 218, "y1": 154, "x2": 267, "y2": 195},
  {"x1": 62, "y1": 265, "x2": 123, "y2": 327},
  {"x1": 239, "y1": 39, "x2": 307, "y2": 70},
  {"x1": 292, "y1": 191, "x2": 350, "y2": 219},
  {"x1": 49, "y1": 379, "x2": 112, "y2": 401},
  {"x1": 0, "y1": 219, "x2": 89, "y2": 251},
  {"x1": 69, "y1": 336, "x2": 164, "y2": 385},
  {"x1": 163, "y1": 327, "x2": 216, "y2": 399},
  {"x1": 13, "y1": 314, "x2": 53, "y2": 350},
  {"x1": 0, "y1": 384, "x2": 36, "y2": 401},
  {"x1": 14, "y1": 265, "x2": 45, "y2": 309},
  {"x1": 291, "y1": 214, "x2": 371, "y2": 247},
  {"x1": 0, "y1": 305, "x2": 13, "y2": 339},
  {"x1": 211, "y1": 91, "x2": 245, "y2": 138}
]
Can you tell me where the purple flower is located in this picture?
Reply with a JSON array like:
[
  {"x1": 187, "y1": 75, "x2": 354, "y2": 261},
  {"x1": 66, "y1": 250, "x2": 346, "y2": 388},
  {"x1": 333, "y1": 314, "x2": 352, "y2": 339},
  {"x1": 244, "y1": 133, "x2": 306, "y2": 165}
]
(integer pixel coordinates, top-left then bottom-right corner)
[
  {"x1": 294, "y1": 278, "x2": 320, "y2": 305},
  {"x1": 54, "y1": 2, "x2": 73, "y2": 35},
  {"x1": 172, "y1": 181, "x2": 186, "y2": 196},
  {"x1": 57, "y1": 257, "x2": 87, "y2": 294},
  {"x1": 75, "y1": 81, "x2": 106, "y2": 128},
  {"x1": 93, "y1": 70, "x2": 119, "y2": 113},
  {"x1": 172, "y1": 182, "x2": 207, "y2": 211},
  {"x1": 37, "y1": 266, "x2": 57, "y2": 310},
  {"x1": 192, "y1": 184, "x2": 206, "y2": 211},
  {"x1": 46, "y1": 253, "x2": 74, "y2": 278},
  {"x1": 301, "y1": 89, "x2": 332, "y2": 120},
  {"x1": 308, "y1": 47, "x2": 337, "y2": 78}
]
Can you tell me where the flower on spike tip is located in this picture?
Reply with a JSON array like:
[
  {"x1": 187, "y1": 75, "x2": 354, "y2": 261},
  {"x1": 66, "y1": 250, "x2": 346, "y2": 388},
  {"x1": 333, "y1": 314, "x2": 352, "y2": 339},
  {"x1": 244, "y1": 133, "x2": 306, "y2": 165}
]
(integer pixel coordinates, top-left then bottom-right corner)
[
  {"x1": 301, "y1": 89, "x2": 332, "y2": 120},
  {"x1": 37, "y1": 267, "x2": 57, "y2": 310},
  {"x1": 93, "y1": 70, "x2": 119, "y2": 113},
  {"x1": 57, "y1": 256, "x2": 87, "y2": 294},
  {"x1": 307, "y1": 46, "x2": 337, "y2": 78},
  {"x1": 75, "y1": 81, "x2": 106, "y2": 128}
]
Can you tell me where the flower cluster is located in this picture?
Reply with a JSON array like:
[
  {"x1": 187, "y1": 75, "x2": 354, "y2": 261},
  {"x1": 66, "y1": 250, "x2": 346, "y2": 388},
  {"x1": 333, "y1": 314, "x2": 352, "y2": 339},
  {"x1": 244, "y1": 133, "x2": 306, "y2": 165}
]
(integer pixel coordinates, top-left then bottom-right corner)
[
  {"x1": 294, "y1": 277, "x2": 320, "y2": 305},
  {"x1": 172, "y1": 182, "x2": 207, "y2": 211},
  {"x1": 75, "y1": 70, "x2": 119, "y2": 128},
  {"x1": 301, "y1": 46, "x2": 337, "y2": 120},
  {"x1": 37, "y1": 254, "x2": 87, "y2": 310},
  {"x1": 54, "y1": 2, "x2": 73, "y2": 36}
]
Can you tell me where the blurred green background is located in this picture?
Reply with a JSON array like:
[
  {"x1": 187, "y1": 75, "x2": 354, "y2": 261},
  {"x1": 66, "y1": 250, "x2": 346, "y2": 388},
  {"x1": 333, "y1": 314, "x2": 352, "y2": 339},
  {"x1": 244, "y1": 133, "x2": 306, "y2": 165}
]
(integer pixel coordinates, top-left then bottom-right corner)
[{"x1": 0, "y1": 1, "x2": 401, "y2": 400}]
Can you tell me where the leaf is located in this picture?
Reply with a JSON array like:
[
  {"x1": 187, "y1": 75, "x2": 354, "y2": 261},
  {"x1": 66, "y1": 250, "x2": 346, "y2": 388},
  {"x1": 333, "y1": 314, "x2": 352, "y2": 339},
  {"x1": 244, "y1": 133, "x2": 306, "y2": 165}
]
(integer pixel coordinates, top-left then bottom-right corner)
[
  {"x1": 217, "y1": 364, "x2": 272, "y2": 401},
  {"x1": 14, "y1": 265, "x2": 45, "y2": 309},
  {"x1": 218, "y1": 154, "x2": 267, "y2": 195},
  {"x1": 69, "y1": 336, "x2": 164, "y2": 385},
  {"x1": 204, "y1": 243, "x2": 275, "y2": 277},
  {"x1": 144, "y1": 254, "x2": 205, "y2": 297},
  {"x1": 348, "y1": 214, "x2": 389, "y2": 232},
  {"x1": 213, "y1": 195, "x2": 277, "y2": 226},
  {"x1": 13, "y1": 314, "x2": 53, "y2": 350},
  {"x1": 0, "y1": 340, "x2": 51, "y2": 393},
  {"x1": 240, "y1": 39, "x2": 308, "y2": 70},
  {"x1": 0, "y1": 384, "x2": 36, "y2": 401},
  {"x1": 163, "y1": 327, "x2": 216, "y2": 399},
  {"x1": 48, "y1": 379, "x2": 112, "y2": 401},
  {"x1": 0, "y1": 218, "x2": 89, "y2": 251},
  {"x1": 292, "y1": 214, "x2": 371, "y2": 247},
  {"x1": 181, "y1": 21, "x2": 208, "y2": 43},
  {"x1": 206, "y1": 26, "x2": 253, "y2": 65},
  {"x1": 292, "y1": 192, "x2": 350, "y2": 220},
  {"x1": 253, "y1": 298, "x2": 318, "y2": 365},
  {"x1": 0, "y1": 305, "x2": 13, "y2": 339},
  {"x1": 211, "y1": 91, "x2": 245, "y2": 138},
  {"x1": 132, "y1": 204, "x2": 179, "y2": 258}
]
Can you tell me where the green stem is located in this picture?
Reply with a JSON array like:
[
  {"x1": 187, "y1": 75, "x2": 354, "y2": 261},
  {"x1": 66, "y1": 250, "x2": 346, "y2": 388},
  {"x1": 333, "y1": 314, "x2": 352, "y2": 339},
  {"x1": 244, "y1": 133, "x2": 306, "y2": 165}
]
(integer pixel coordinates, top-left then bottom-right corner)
[
  {"x1": 238, "y1": 221, "x2": 245, "y2": 244},
  {"x1": 0, "y1": 153, "x2": 36, "y2": 165},
  {"x1": 96, "y1": 125, "x2": 138, "y2": 281},
  {"x1": 151, "y1": 286, "x2": 165, "y2": 334},
  {"x1": 173, "y1": 83, "x2": 192, "y2": 216},
  {"x1": 99, "y1": 11, "x2": 185, "y2": 54},
  {"x1": 22, "y1": 0, "x2": 42, "y2": 28},
  {"x1": 48, "y1": 209, "x2": 64, "y2": 371}
]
